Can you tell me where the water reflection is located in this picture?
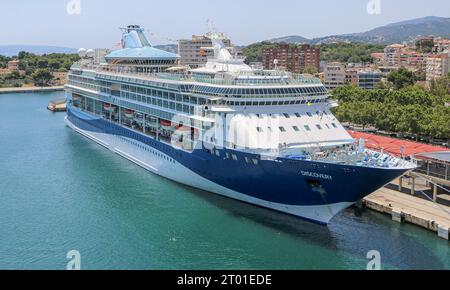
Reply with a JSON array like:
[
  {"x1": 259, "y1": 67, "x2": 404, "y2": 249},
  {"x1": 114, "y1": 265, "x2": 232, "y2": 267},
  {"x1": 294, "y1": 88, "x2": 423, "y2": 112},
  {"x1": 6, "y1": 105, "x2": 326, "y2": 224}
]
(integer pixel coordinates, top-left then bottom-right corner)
[{"x1": 64, "y1": 127, "x2": 448, "y2": 270}]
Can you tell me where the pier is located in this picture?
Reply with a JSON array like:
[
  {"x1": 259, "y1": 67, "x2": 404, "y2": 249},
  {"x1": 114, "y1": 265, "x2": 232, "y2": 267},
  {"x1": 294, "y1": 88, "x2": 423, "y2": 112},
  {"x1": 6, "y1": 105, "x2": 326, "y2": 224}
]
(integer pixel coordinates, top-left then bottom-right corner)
[
  {"x1": 363, "y1": 178, "x2": 450, "y2": 241},
  {"x1": 0, "y1": 86, "x2": 65, "y2": 94}
]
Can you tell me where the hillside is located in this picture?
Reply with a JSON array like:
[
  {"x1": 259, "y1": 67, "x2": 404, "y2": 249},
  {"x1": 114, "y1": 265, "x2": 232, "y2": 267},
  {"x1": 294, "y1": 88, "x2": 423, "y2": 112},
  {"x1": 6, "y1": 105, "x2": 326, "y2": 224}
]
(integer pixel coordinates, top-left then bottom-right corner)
[
  {"x1": 267, "y1": 16, "x2": 450, "y2": 45},
  {"x1": 268, "y1": 35, "x2": 311, "y2": 44}
]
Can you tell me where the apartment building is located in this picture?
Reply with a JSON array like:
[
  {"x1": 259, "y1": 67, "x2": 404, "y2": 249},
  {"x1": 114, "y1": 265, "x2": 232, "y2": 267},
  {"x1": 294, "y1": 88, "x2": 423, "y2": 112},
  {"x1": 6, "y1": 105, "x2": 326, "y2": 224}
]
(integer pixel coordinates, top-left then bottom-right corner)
[
  {"x1": 262, "y1": 44, "x2": 320, "y2": 73},
  {"x1": 426, "y1": 53, "x2": 450, "y2": 83},
  {"x1": 324, "y1": 62, "x2": 382, "y2": 90},
  {"x1": 323, "y1": 62, "x2": 346, "y2": 89},
  {"x1": 178, "y1": 34, "x2": 232, "y2": 68},
  {"x1": 383, "y1": 44, "x2": 407, "y2": 66}
]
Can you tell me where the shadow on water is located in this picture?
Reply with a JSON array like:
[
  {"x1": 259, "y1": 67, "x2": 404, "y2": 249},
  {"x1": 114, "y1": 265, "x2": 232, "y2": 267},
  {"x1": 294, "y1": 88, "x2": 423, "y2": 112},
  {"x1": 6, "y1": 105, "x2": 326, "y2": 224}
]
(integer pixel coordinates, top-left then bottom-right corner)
[
  {"x1": 179, "y1": 184, "x2": 338, "y2": 243},
  {"x1": 175, "y1": 184, "x2": 448, "y2": 270},
  {"x1": 64, "y1": 130, "x2": 449, "y2": 270}
]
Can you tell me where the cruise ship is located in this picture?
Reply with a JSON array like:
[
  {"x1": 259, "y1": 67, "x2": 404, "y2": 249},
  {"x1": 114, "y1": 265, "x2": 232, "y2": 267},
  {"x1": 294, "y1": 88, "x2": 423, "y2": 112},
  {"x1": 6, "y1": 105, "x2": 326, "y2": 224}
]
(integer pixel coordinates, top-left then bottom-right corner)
[{"x1": 65, "y1": 25, "x2": 415, "y2": 224}]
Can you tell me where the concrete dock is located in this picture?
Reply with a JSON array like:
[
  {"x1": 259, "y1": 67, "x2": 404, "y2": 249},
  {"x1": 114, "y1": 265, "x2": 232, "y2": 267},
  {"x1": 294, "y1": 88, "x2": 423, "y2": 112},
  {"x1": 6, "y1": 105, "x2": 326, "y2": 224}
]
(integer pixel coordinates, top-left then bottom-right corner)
[
  {"x1": 0, "y1": 86, "x2": 64, "y2": 94},
  {"x1": 363, "y1": 186, "x2": 450, "y2": 240}
]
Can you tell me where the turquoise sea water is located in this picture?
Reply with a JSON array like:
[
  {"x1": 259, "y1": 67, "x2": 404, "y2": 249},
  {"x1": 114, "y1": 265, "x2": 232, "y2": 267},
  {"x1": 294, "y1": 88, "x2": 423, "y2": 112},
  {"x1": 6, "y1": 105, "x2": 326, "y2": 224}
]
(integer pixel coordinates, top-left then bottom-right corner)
[{"x1": 0, "y1": 91, "x2": 449, "y2": 270}]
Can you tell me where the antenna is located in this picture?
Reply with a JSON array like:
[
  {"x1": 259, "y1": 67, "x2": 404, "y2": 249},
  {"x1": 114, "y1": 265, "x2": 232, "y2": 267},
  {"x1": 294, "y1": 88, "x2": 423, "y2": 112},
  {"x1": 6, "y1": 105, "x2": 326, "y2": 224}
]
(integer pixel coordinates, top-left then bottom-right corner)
[{"x1": 206, "y1": 19, "x2": 218, "y2": 38}]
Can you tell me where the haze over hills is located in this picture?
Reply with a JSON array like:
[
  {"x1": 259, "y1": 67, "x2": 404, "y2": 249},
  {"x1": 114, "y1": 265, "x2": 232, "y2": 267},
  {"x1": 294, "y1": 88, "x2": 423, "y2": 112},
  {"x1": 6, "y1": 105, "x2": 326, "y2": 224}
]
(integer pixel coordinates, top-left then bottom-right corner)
[
  {"x1": 267, "y1": 35, "x2": 311, "y2": 44},
  {"x1": 268, "y1": 16, "x2": 450, "y2": 45},
  {"x1": 2, "y1": 16, "x2": 450, "y2": 57},
  {"x1": 0, "y1": 45, "x2": 77, "y2": 57}
]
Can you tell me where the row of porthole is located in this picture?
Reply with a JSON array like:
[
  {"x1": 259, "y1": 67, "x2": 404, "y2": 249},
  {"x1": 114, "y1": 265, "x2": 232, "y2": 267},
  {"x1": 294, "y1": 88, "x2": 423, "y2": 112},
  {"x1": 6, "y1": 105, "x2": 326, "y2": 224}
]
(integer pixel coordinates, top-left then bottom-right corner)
[
  {"x1": 257, "y1": 122, "x2": 338, "y2": 133},
  {"x1": 118, "y1": 136, "x2": 176, "y2": 164},
  {"x1": 208, "y1": 149, "x2": 259, "y2": 165}
]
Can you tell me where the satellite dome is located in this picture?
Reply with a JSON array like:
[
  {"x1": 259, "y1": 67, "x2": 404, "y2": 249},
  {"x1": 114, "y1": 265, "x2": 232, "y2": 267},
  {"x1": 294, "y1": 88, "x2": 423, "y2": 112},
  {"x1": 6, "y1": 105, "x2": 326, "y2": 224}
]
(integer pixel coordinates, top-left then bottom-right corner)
[
  {"x1": 78, "y1": 48, "x2": 87, "y2": 58},
  {"x1": 86, "y1": 49, "x2": 95, "y2": 58}
]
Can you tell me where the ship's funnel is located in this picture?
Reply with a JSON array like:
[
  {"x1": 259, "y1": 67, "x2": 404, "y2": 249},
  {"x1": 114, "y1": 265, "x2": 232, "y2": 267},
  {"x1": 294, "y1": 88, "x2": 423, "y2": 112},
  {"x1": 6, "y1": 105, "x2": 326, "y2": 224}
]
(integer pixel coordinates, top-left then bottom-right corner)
[{"x1": 121, "y1": 25, "x2": 151, "y2": 48}]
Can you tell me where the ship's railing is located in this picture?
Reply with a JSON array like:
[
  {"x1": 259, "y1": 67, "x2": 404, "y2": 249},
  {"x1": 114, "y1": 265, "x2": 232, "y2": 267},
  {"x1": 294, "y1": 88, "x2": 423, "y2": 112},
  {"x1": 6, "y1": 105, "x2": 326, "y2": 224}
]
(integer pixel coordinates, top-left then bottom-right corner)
[
  {"x1": 276, "y1": 144, "x2": 414, "y2": 169},
  {"x1": 72, "y1": 62, "x2": 323, "y2": 87}
]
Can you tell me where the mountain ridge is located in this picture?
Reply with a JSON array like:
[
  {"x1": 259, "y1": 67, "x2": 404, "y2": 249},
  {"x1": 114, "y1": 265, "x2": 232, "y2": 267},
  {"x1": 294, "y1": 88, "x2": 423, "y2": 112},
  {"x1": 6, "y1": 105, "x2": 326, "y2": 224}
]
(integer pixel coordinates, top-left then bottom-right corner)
[{"x1": 267, "y1": 16, "x2": 450, "y2": 45}]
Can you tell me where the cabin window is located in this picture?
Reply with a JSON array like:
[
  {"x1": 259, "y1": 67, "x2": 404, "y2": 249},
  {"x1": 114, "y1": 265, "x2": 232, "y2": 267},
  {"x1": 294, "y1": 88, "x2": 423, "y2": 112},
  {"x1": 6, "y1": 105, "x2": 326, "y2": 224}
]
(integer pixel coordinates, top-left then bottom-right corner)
[
  {"x1": 295, "y1": 113, "x2": 301, "y2": 118},
  {"x1": 231, "y1": 154, "x2": 238, "y2": 161},
  {"x1": 332, "y1": 123, "x2": 338, "y2": 128},
  {"x1": 293, "y1": 126, "x2": 300, "y2": 132},
  {"x1": 306, "y1": 112, "x2": 313, "y2": 117},
  {"x1": 304, "y1": 125, "x2": 311, "y2": 131},
  {"x1": 256, "y1": 127, "x2": 264, "y2": 133},
  {"x1": 316, "y1": 124, "x2": 322, "y2": 130},
  {"x1": 283, "y1": 113, "x2": 290, "y2": 118},
  {"x1": 279, "y1": 127, "x2": 286, "y2": 132}
]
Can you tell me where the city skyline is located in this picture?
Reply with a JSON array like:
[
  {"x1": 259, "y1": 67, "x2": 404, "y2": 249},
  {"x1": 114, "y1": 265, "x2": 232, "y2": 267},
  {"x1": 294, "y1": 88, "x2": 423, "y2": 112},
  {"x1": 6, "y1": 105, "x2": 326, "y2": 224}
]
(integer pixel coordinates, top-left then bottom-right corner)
[{"x1": 0, "y1": 0, "x2": 450, "y2": 49}]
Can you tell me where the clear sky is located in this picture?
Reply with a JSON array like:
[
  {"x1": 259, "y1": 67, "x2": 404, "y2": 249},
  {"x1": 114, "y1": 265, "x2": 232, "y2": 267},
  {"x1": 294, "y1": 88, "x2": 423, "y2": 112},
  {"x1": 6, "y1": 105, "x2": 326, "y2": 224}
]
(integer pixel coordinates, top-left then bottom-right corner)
[{"x1": 1, "y1": 0, "x2": 449, "y2": 48}]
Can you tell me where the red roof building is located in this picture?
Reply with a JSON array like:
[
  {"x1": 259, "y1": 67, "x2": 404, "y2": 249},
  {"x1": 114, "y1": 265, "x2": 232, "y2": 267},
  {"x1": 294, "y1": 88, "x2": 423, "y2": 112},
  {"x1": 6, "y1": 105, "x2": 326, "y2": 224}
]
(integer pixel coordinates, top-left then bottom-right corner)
[{"x1": 348, "y1": 131, "x2": 448, "y2": 157}]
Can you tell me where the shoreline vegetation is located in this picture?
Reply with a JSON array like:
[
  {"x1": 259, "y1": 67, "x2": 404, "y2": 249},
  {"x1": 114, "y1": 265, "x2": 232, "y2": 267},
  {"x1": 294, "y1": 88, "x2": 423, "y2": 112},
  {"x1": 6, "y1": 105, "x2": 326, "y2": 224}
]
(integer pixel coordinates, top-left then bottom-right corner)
[
  {"x1": 332, "y1": 80, "x2": 450, "y2": 143},
  {"x1": 0, "y1": 51, "x2": 79, "y2": 88}
]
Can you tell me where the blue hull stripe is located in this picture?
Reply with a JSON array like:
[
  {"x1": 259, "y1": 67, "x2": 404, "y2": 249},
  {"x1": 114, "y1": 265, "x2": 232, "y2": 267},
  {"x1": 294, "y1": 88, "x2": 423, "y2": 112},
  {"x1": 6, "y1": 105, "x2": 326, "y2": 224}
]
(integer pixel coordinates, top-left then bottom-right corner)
[{"x1": 67, "y1": 106, "x2": 408, "y2": 207}]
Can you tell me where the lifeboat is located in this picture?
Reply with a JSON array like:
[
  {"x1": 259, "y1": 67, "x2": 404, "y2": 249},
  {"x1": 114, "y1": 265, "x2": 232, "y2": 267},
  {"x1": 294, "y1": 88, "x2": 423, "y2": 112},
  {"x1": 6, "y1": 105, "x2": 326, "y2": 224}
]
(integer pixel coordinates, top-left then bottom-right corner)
[
  {"x1": 175, "y1": 125, "x2": 191, "y2": 132},
  {"x1": 103, "y1": 103, "x2": 116, "y2": 112},
  {"x1": 124, "y1": 109, "x2": 135, "y2": 118},
  {"x1": 160, "y1": 120, "x2": 173, "y2": 130}
]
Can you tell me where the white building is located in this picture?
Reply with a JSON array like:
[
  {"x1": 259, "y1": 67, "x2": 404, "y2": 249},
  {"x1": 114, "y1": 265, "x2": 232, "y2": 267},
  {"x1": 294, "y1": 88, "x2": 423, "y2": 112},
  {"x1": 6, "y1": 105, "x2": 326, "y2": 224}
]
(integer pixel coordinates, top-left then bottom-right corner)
[
  {"x1": 426, "y1": 53, "x2": 450, "y2": 83},
  {"x1": 383, "y1": 44, "x2": 406, "y2": 66},
  {"x1": 323, "y1": 62, "x2": 346, "y2": 89}
]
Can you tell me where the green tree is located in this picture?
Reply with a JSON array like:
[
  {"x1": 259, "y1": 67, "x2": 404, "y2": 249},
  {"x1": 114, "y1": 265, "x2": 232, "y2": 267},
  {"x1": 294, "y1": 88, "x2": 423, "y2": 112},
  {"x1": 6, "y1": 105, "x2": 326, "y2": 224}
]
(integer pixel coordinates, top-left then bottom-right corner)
[
  {"x1": 318, "y1": 43, "x2": 384, "y2": 63},
  {"x1": 37, "y1": 59, "x2": 49, "y2": 68},
  {"x1": 331, "y1": 85, "x2": 449, "y2": 141},
  {"x1": 18, "y1": 51, "x2": 32, "y2": 60},
  {"x1": 32, "y1": 69, "x2": 53, "y2": 86},
  {"x1": 304, "y1": 65, "x2": 318, "y2": 75},
  {"x1": 48, "y1": 59, "x2": 61, "y2": 71},
  {"x1": 429, "y1": 74, "x2": 450, "y2": 98},
  {"x1": 4, "y1": 71, "x2": 21, "y2": 80},
  {"x1": 242, "y1": 41, "x2": 280, "y2": 63},
  {"x1": 387, "y1": 67, "x2": 416, "y2": 89},
  {"x1": 416, "y1": 39, "x2": 434, "y2": 53}
]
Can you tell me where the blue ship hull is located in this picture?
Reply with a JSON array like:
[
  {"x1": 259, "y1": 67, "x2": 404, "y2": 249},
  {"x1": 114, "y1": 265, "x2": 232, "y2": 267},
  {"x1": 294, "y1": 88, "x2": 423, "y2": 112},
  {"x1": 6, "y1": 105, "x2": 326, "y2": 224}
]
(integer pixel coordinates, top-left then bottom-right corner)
[{"x1": 66, "y1": 106, "x2": 409, "y2": 224}]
